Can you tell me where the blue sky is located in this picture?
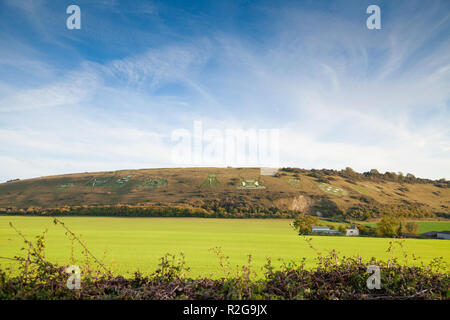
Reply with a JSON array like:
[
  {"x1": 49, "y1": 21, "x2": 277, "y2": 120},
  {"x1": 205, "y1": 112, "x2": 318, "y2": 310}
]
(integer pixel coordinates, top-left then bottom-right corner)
[{"x1": 0, "y1": 0, "x2": 449, "y2": 181}]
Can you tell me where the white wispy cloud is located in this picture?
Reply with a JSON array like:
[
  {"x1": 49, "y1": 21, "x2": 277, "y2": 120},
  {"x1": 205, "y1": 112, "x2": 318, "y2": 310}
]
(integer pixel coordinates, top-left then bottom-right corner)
[
  {"x1": 0, "y1": 0, "x2": 448, "y2": 181},
  {"x1": 0, "y1": 70, "x2": 99, "y2": 112}
]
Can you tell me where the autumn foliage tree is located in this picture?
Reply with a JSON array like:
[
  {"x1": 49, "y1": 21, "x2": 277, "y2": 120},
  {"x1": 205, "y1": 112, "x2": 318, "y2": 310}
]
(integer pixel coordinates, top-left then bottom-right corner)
[
  {"x1": 404, "y1": 221, "x2": 419, "y2": 234},
  {"x1": 292, "y1": 214, "x2": 319, "y2": 235},
  {"x1": 376, "y1": 215, "x2": 402, "y2": 237}
]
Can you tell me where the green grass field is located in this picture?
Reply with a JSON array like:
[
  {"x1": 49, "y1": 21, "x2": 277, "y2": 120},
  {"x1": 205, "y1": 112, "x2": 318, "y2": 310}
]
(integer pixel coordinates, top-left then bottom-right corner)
[
  {"x1": 0, "y1": 217, "x2": 449, "y2": 278},
  {"x1": 363, "y1": 220, "x2": 450, "y2": 234}
]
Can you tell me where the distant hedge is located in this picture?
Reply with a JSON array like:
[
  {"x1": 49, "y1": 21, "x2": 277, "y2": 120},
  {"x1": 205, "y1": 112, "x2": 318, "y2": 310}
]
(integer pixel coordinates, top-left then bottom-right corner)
[{"x1": 0, "y1": 201, "x2": 444, "y2": 220}]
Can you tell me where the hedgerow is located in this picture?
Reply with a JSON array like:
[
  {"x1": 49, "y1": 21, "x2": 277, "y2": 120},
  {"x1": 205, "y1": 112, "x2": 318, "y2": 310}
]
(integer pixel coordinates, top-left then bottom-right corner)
[{"x1": 0, "y1": 204, "x2": 297, "y2": 219}]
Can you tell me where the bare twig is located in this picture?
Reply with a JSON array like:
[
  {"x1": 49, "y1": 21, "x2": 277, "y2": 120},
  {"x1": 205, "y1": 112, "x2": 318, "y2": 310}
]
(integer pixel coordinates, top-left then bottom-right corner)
[{"x1": 53, "y1": 218, "x2": 112, "y2": 276}]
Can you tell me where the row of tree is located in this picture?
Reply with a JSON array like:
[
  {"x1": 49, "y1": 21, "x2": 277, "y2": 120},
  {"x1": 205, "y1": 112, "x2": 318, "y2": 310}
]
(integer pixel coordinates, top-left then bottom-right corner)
[
  {"x1": 0, "y1": 203, "x2": 296, "y2": 219},
  {"x1": 344, "y1": 202, "x2": 435, "y2": 220},
  {"x1": 0, "y1": 198, "x2": 443, "y2": 221},
  {"x1": 376, "y1": 215, "x2": 419, "y2": 237},
  {"x1": 281, "y1": 167, "x2": 449, "y2": 187}
]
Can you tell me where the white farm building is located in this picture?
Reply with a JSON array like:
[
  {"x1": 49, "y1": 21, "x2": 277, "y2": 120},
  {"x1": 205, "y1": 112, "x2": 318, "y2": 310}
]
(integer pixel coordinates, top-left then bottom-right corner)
[{"x1": 345, "y1": 228, "x2": 359, "y2": 236}]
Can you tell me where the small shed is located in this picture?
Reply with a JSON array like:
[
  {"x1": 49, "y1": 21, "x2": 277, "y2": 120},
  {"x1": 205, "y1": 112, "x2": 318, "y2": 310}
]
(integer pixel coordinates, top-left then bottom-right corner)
[
  {"x1": 420, "y1": 231, "x2": 438, "y2": 239},
  {"x1": 437, "y1": 231, "x2": 450, "y2": 240},
  {"x1": 420, "y1": 231, "x2": 450, "y2": 239},
  {"x1": 311, "y1": 226, "x2": 341, "y2": 235},
  {"x1": 312, "y1": 226, "x2": 331, "y2": 233}
]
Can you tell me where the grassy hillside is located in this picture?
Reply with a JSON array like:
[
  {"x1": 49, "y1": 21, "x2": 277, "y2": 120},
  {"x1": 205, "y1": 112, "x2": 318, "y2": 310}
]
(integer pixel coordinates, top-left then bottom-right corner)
[{"x1": 0, "y1": 167, "x2": 449, "y2": 220}]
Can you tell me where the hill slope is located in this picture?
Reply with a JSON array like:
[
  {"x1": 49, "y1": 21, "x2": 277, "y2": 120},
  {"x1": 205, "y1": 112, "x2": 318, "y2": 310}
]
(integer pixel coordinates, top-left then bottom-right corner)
[{"x1": 0, "y1": 167, "x2": 449, "y2": 220}]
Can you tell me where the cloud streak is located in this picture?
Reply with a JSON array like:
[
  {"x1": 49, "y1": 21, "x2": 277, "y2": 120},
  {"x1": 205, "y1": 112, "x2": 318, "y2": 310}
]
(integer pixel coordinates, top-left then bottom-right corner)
[{"x1": 0, "y1": 0, "x2": 448, "y2": 181}]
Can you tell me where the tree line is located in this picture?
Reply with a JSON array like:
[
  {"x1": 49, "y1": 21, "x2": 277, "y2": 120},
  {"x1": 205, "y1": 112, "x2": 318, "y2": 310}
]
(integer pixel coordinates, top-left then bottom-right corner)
[
  {"x1": 281, "y1": 167, "x2": 449, "y2": 187},
  {"x1": 0, "y1": 203, "x2": 297, "y2": 219}
]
